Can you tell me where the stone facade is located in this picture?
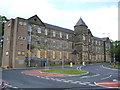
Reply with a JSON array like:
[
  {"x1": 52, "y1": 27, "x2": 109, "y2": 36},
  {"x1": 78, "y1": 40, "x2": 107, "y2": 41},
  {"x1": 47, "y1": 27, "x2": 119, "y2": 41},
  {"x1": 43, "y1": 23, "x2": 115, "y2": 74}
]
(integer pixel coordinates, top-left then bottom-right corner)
[{"x1": 2, "y1": 15, "x2": 112, "y2": 68}]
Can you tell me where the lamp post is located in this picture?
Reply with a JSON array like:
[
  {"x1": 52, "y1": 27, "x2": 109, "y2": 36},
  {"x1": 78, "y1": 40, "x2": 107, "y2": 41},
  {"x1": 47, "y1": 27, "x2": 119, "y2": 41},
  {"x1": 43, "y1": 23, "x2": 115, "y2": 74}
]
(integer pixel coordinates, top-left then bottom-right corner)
[{"x1": 62, "y1": 42, "x2": 64, "y2": 69}]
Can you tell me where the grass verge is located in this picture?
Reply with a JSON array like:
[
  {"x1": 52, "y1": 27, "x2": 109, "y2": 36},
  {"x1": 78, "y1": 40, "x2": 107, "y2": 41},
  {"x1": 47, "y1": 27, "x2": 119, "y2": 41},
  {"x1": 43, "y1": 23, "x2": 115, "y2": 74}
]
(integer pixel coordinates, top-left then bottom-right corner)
[
  {"x1": 40, "y1": 69, "x2": 87, "y2": 75},
  {"x1": 50, "y1": 64, "x2": 70, "y2": 67},
  {"x1": 111, "y1": 63, "x2": 120, "y2": 68}
]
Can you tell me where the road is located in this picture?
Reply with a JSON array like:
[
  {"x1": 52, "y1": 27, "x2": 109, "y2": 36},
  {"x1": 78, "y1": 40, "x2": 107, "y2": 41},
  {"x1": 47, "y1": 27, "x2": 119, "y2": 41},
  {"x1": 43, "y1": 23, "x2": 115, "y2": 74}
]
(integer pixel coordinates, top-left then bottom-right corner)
[{"x1": 2, "y1": 63, "x2": 120, "y2": 89}]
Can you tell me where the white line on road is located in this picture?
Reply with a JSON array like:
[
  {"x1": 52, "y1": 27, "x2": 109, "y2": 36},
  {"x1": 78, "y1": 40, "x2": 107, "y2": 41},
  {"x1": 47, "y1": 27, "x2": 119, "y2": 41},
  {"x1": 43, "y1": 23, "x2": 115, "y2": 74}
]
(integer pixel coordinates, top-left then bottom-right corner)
[
  {"x1": 101, "y1": 75, "x2": 112, "y2": 80},
  {"x1": 88, "y1": 84, "x2": 96, "y2": 86},
  {"x1": 80, "y1": 74, "x2": 100, "y2": 78},
  {"x1": 63, "y1": 80, "x2": 70, "y2": 83},
  {"x1": 78, "y1": 82, "x2": 87, "y2": 85},
  {"x1": 101, "y1": 65, "x2": 118, "y2": 71},
  {"x1": 84, "y1": 82, "x2": 91, "y2": 84},
  {"x1": 50, "y1": 78, "x2": 56, "y2": 80}
]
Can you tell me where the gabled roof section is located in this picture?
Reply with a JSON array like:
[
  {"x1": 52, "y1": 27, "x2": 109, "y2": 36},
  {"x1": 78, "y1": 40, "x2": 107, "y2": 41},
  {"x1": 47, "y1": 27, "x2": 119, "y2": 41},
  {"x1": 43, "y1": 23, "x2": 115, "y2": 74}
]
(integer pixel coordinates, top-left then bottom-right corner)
[
  {"x1": 28, "y1": 15, "x2": 45, "y2": 26},
  {"x1": 44, "y1": 23, "x2": 74, "y2": 33},
  {"x1": 75, "y1": 17, "x2": 88, "y2": 28}
]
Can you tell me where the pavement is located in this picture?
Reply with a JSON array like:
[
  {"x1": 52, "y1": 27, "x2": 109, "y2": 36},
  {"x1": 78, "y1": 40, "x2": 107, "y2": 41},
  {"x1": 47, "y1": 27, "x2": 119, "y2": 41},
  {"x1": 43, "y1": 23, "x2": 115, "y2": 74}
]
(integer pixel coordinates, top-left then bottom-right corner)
[{"x1": 2, "y1": 63, "x2": 120, "y2": 89}]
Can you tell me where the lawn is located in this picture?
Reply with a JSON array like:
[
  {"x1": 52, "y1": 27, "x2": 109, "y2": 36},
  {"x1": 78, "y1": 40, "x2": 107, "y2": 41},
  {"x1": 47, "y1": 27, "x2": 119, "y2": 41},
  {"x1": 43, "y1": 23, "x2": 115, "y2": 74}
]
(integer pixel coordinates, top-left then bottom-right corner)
[
  {"x1": 111, "y1": 63, "x2": 120, "y2": 68},
  {"x1": 50, "y1": 64, "x2": 70, "y2": 67},
  {"x1": 40, "y1": 69, "x2": 87, "y2": 75}
]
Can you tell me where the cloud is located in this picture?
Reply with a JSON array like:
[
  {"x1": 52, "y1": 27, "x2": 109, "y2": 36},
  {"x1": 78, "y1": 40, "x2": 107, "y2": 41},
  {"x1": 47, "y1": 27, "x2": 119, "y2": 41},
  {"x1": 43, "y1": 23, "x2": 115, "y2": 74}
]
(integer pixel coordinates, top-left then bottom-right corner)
[{"x1": 0, "y1": 0, "x2": 118, "y2": 40}]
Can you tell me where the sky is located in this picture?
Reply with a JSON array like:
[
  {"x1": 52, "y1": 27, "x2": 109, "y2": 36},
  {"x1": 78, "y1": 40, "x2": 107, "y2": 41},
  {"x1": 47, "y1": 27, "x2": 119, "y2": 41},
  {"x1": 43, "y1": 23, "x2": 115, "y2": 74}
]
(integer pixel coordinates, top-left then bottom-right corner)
[{"x1": 0, "y1": 0, "x2": 119, "y2": 41}]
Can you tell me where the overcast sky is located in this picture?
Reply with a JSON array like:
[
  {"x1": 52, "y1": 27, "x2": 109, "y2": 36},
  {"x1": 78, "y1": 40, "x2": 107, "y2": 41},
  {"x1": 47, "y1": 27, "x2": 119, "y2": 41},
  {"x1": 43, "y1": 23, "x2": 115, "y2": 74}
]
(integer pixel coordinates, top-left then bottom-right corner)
[{"x1": 0, "y1": 0, "x2": 118, "y2": 41}]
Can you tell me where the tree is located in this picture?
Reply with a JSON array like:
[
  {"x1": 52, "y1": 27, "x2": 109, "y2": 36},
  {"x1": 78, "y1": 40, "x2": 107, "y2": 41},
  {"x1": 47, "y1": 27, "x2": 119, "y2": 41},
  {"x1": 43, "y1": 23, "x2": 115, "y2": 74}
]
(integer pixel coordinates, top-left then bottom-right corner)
[
  {"x1": 0, "y1": 15, "x2": 9, "y2": 67},
  {"x1": 110, "y1": 40, "x2": 120, "y2": 63}
]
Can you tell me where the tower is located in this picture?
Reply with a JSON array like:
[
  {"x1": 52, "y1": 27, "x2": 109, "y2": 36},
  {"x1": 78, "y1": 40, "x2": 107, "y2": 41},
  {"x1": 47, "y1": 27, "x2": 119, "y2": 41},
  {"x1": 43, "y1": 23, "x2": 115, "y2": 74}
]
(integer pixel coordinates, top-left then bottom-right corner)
[{"x1": 74, "y1": 17, "x2": 89, "y2": 64}]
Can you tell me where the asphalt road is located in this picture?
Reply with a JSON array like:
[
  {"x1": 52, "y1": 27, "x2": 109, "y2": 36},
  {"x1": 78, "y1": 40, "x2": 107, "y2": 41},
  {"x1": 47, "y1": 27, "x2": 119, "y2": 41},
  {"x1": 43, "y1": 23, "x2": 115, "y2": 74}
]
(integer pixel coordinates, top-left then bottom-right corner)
[{"x1": 2, "y1": 63, "x2": 120, "y2": 89}]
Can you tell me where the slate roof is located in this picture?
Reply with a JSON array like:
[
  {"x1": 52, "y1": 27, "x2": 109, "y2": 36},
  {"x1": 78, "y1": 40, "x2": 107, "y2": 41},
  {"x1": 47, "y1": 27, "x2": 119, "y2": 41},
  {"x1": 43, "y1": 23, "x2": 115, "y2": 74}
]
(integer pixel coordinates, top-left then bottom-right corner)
[
  {"x1": 44, "y1": 23, "x2": 74, "y2": 33},
  {"x1": 94, "y1": 37, "x2": 109, "y2": 41},
  {"x1": 75, "y1": 17, "x2": 88, "y2": 28}
]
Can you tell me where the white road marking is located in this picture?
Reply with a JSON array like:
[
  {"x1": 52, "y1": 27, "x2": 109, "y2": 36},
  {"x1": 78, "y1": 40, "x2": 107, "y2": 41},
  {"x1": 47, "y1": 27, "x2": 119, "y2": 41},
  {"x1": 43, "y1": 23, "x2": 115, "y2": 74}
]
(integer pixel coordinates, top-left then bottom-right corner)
[
  {"x1": 113, "y1": 79, "x2": 119, "y2": 81},
  {"x1": 50, "y1": 78, "x2": 56, "y2": 80},
  {"x1": 80, "y1": 74, "x2": 100, "y2": 78},
  {"x1": 88, "y1": 84, "x2": 96, "y2": 86},
  {"x1": 63, "y1": 80, "x2": 70, "y2": 83},
  {"x1": 13, "y1": 87, "x2": 18, "y2": 88},
  {"x1": 7, "y1": 85, "x2": 13, "y2": 87},
  {"x1": 41, "y1": 77, "x2": 45, "y2": 79},
  {"x1": 67, "y1": 80, "x2": 73, "y2": 82},
  {"x1": 37, "y1": 76, "x2": 40, "y2": 77},
  {"x1": 101, "y1": 75, "x2": 112, "y2": 80},
  {"x1": 101, "y1": 65, "x2": 118, "y2": 71},
  {"x1": 45, "y1": 77, "x2": 50, "y2": 80},
  {"x1": 56, "y1": 79, "x2": 62, "y2": 82},
  {"x1": 78, "y1": 82, "x2": 87, "y2": 85},
  {"x1": 71, "y1": 81, "x2": 78, "y2": 84},
  {"x1": 60, "y1": 79, "x2": 66, "y2": 81},
  {"x1": 84, "y1": 82, "x2": 91, "y2": 84}
]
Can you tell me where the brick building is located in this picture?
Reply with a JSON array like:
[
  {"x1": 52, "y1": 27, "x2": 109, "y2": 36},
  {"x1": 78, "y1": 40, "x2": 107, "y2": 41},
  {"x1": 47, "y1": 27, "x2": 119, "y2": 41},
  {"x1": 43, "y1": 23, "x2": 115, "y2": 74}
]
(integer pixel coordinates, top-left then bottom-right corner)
[{"x1": 2, "y1": 15, "x2": 112, "y2": 68}]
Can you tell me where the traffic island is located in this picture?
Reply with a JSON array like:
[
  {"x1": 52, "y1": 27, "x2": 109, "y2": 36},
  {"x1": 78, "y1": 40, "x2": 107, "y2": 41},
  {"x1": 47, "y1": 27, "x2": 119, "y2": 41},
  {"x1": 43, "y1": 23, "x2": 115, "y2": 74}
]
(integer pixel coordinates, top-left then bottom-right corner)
[
  {"x1": 40, "y1": 69, "x2": 87, "y2": 75},
  {"x1": 21, "y1": 69, "x2": 87, "y2": 77}
]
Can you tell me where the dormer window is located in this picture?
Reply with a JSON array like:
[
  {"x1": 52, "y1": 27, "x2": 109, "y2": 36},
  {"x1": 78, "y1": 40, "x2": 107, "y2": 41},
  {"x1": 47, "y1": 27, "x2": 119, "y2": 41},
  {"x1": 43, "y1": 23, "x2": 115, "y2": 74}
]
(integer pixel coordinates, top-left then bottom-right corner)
[{"x1": 34, "y1": 18, "x2": 37, "y2": 21}]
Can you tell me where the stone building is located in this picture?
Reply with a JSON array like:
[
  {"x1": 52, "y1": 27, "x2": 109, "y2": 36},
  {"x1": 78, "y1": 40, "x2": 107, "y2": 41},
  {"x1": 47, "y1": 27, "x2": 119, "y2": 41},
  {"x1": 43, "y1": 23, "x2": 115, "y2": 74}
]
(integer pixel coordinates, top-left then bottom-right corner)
[{"x1": 2, "y1": 15, "x2": 112, "y2": 68}]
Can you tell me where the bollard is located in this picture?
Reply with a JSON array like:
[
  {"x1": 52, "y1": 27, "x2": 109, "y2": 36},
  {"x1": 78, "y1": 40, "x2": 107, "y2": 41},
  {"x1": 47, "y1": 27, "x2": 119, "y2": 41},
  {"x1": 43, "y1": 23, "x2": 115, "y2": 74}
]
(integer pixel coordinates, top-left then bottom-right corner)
[
  {"x1": 83, "y1": 62, "x2": 85, "y2": 66},
  {"x1": 70, "y1": 62, "x2": 73, "y2": 67}
]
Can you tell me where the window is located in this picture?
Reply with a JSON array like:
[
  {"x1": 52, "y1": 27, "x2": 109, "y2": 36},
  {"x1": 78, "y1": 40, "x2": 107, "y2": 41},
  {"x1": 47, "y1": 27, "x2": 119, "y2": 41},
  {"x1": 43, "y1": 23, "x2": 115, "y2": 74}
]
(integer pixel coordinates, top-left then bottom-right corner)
[
  {"x1": 8, "y1": 23, "x2": 11, "y2": 27},
  {"x1": 53, "y1": 40, "x2": 56, "y2": 47},
  {"x1": 17, "y1": 51, "x2": 21, "y2": 55},
  {"x1": 53, "y1": 51, "x2": 56, "y2": 59},
  {"x1": 28, "y1": 25, "x2": 32, "y2": 32},
  {"x1": 66, "y1": 34, "x2": 69, "y2": 39},
  {"x1": 60, "y1": 52, "x2": 62, "y2": 59},
  {"x1": 96, "y1": 41, "x2": 97, "y2": 45},
  {"x1": 53, "y1": 31, "x2": 56, "y2": 37},
  {"x1": 45, "y1": 29, "x2": 48, "y2": 35},
  {"x1": 45, "y1": 39, "x2": 48, "y2": 46},
  {"x1": 21, "y1": 51, "x2": 25, "y2": 55},
  {"x1": 89, "y1": 39, "x2": 90, "y2": 42},
  {"x1": 37, "y1": 50, "x2": 41, "y2": 58},
  {"x1": 23, "y1": 22, "x2": 26, "y2": 25},
  {"x1": 60, "y1": 41, "x2": 62, "y2": 48},
  {"x1": 18, "y1": 36, "x2": 26, "y2": 40},
  {"x1": 19, "y1": 22, "x2": 26, "y2": 26},
  {"x1": 44, "y1": 50, "x2": 47, "y2": 58},
  {"x1": 6, "y1": 51, "x2": 9, "y2": 56},
  {"x1": 37, "y1": 27, "x2": 41, "y2": 33},
  {"x1": 83, "y1": 35, "x2": 85, "y2": 40},
  {"x1": 19, "y1": 22, "x2": 23, "y2": 25},
  {"x1": 66, "y1": 52, "x2": 69, "y2": 59},
  {"x1": 60, "y1": 32, "x2": 62, "y2": 38}
]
